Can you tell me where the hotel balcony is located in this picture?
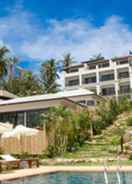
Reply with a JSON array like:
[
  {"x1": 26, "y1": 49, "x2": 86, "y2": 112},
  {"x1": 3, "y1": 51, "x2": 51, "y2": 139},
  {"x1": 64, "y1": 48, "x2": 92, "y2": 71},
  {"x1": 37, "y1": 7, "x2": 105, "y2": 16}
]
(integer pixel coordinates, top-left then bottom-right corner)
[
  {"x1": 82, "y1": 74, "x2": 97, "y2": 86},
  {"x1": 65, "y1": 76, "x2": 80, "y2": 90},
  {"x1": 100, "y1": 86, "x2": 116, "y2": 96},
  {"x1": 99, "y1": 72, "x2": 115, "y2": 86}
]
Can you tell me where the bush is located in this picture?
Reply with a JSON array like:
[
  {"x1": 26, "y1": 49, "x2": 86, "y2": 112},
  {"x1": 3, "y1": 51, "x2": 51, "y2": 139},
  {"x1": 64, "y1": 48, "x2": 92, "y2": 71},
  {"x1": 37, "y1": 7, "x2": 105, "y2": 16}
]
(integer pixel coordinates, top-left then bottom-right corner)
[
  {"x1": 19, "y1": 152, "x2": 31, "y2": 159},
  {"x1": 126, "y1": 117, "x2": 132, "y2": 126},
  {"x1": 41, "y1": 96, "x2": 132, "y2": 158},
  {"x1": 0, "y1": 147, "x2": 4, "y2": 155},
  {"x1": 129, "y1": 154, "x2": 132, "y2": 160},
  {"x1": 42, "y1": 107, "x2": 91, "y2": 157},
  {"x1": 110, "y1": 136, "x2": 120, "y2": 146},
  {"x1": 92, "y1": 118, "x2": 104, "y2": 134},
  {"x1": 118, "y1": 97, "x2": 131, "y2": 113}
]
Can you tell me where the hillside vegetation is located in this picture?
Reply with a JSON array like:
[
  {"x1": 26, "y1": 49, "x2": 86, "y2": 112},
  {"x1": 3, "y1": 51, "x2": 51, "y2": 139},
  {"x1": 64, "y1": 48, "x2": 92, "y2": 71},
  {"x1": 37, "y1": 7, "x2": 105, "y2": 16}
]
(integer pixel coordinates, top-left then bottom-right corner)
[
  {"x1": 63, "y1": 110, "x2": 132, "y2": 161},
  {"x1": 41, "y1": 97, "x2": 132, "y2": 161}
]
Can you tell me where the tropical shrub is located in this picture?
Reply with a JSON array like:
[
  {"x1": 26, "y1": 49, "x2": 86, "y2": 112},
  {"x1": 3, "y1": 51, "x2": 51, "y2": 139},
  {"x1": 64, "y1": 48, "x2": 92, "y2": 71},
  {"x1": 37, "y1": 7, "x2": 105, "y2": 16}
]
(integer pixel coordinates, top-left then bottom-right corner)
[
  {"x1": 118, "y1": 97, "x2": 131, "y2": 113},
  {"x1": 41, "y1": 96, "x2": 132, "y2": 157},
  {"x1": 110, "y1": 136, "x2": 120, "y2": 146},
  {"x1": 126, "y1": 117, "x2": 132, "y2": 126},
  {"x1": 92, "y1": 98, "x2": 130, "y2": 135},
  {"x1": 41, "y1": 107, "x2": 91, "y2": 157}
]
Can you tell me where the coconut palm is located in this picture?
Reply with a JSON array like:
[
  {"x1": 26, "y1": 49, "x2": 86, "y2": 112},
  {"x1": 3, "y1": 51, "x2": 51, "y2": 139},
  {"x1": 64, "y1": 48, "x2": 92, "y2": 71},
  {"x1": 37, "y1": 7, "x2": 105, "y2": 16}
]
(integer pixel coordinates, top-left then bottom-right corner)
[
  {"x1": 63, "y1": 53, "x2": 74, "y2": 69},
  {"x1": 41, "y1": 59, "x2": 59, "y2": 93},
  {"x1": 90, "y1": 53, "x2": 104, "y2": 60},
  {"x1": 0, "y1": 46, "x2": 9, "y2": 88},
  {"x1": 7, "y1": 57, "x2": 18, "y2": 80}
]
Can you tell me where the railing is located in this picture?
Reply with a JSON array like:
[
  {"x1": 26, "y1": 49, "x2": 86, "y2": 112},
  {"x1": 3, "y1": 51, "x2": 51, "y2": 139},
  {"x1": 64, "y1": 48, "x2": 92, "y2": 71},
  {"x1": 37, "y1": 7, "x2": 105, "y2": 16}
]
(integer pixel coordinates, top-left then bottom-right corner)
[
  {"x1": 103, "y1": 157, "x2": 122, "y2": 184},
  {"x1": 103, "y1": 159, "x2": 109, "y2": 184},
  {"x1": 116, "y1": 156, "x2": 121, "y2": 184}
]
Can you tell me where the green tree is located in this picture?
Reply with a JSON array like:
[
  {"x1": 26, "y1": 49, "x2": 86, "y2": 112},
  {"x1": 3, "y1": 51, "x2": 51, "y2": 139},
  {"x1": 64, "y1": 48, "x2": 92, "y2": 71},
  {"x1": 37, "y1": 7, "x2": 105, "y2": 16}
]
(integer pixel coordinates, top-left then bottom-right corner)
[
  {"x1": 113, "y1": 124, "x2": 126, "y2": 154},
  {"x1": 41, "y1": 107, "x2": 91, "y2": 157},
  {"x1": 4, "y1": 74, "x2": 43, "y2": 96},
  {"x1": 63, "y1": 53, "x2": 74, "y2": 68},
  {"x1": 40, "y1": 59, "x2": 59, "y2": 93},
  {"x1": 7, "y1": 57, "x2": 18, "y2": 80},
  {"x1": 0, "y1": 46, "x2": 10, "y2": 88},
  {"x1": 42, "y1": 106, "x2": 74, "y2": 157},
  {"x1": 73, "y1": 110, "x2": 91, "y2": 145},
  {"x1": 90, "y1": 53, "x2": 104, "y2": 60}
]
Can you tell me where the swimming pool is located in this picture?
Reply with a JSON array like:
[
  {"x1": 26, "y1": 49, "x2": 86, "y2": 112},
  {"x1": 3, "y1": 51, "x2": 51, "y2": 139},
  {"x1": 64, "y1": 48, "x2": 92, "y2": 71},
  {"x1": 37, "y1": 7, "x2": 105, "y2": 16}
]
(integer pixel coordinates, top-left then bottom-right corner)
[{"x1": 1, "y1": 172, "x2": 132, "y2": 184}]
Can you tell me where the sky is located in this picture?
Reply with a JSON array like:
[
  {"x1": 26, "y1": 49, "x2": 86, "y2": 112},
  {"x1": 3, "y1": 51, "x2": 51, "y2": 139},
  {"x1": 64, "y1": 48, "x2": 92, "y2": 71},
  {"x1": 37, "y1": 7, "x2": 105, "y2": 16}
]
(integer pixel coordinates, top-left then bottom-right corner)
[{"x1": 1, "y1": 0, "x2": 132, "y2": 72}]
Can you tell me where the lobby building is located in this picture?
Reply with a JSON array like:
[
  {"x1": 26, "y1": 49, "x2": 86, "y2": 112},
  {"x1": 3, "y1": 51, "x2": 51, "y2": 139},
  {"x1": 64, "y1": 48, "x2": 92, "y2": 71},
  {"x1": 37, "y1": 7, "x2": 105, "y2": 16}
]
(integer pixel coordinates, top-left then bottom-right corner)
[{"x1": 0, "y1": 89, "x2": 102, "y2": 127}]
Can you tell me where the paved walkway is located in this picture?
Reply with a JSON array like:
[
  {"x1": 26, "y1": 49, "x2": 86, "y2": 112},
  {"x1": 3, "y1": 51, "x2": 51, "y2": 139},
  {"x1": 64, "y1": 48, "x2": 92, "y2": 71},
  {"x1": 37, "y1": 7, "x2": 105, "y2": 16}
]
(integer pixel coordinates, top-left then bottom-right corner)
[{"x1": 1, "y1": 166, "x2": 132, "y2": 181}]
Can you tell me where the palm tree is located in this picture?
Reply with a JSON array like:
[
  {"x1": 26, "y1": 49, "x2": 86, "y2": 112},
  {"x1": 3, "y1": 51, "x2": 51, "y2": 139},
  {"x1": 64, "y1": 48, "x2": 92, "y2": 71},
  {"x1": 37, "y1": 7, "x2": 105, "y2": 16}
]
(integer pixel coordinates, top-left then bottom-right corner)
[
  {"x1": 90, "y1": 53, "x2": 104, "y2": 60},
  {"x1": 7, "y1": 57, "x2": 18, "y2": 80},
  {"x1": 41, "y1": 59, "x2": 59, "y2": 93},
  {"x1": 63, "y1": 53, "x2": 74, "y2": 71},
  {"x1": 0, "y1": 46, "x2": 9, "y2": 88}
]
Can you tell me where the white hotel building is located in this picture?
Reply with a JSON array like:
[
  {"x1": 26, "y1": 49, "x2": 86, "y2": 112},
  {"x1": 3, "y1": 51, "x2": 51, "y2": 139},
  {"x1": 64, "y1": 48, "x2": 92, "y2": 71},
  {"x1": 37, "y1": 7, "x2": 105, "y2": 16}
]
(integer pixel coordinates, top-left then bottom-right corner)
[{"x1": 61, "y1": 55, "x2": 132, "y2": 100}]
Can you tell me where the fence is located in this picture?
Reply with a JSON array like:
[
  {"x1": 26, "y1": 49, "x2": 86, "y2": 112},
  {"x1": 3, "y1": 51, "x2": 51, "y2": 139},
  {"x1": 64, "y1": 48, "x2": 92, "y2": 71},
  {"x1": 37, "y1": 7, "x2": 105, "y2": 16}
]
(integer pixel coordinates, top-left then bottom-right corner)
[{"x1": 0, "y1": 129, "x2": 48, "y2": 155}]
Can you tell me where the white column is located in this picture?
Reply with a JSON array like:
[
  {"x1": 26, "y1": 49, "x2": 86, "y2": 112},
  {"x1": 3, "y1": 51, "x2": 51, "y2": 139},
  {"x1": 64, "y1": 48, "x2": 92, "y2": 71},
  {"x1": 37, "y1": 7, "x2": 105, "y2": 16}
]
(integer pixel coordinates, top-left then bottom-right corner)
[
  {"x1": 129, "y1": 65, "x2": 132, "y2": 98},
  {"x1": 96, "y1": 65, "x2": 100, "y2": 95},
  {"x1": 114, "y1": 63, "x2": 119, "y2": 100},
  {"x1": 79, "y1": 73, "x2": 82, "y2": 87},
  {"x1": 129, "y1": 65, "x2": 132, "y2": 89},
  {"x1": 61, "y1": 71, "x2": 66, "y2": 90}
]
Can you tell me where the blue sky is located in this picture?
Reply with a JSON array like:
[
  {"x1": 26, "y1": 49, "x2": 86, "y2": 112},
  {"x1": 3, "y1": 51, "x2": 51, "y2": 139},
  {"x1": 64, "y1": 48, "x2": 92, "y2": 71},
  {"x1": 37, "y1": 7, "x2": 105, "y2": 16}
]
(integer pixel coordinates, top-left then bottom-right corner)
[{"x1": 0, "y1": 0, "x2": 132, "y2": 72}]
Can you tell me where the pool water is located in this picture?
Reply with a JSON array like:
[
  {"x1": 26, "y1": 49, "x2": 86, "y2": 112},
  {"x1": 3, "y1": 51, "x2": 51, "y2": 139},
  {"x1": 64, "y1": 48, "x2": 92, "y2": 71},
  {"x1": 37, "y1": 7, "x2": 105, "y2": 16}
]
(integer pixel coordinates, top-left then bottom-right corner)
[{"x1": 2, "y1": 172, "x2": 132, "y2": 184}]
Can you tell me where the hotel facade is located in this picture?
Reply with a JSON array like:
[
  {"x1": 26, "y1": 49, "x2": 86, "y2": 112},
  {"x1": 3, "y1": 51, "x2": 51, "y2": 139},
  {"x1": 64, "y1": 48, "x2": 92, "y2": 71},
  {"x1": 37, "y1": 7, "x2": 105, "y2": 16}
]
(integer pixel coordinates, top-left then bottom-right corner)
[{"x1": 62, "y1": 55, "x2": 132, "y2": 100}]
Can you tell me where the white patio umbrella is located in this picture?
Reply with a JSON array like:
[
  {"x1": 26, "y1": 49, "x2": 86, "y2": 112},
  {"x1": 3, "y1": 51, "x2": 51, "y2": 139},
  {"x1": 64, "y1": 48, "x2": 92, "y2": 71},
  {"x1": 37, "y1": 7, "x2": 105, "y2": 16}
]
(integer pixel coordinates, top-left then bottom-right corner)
[
  {"x1": 0, "y1": 122, "x2": 13, "y2": 135},
  {"x1": 1, "y1": 125, "x2": 39, "y2": 154},
  {"x1": 2, "y1": 125, "x2": 38, "y2": 139}
]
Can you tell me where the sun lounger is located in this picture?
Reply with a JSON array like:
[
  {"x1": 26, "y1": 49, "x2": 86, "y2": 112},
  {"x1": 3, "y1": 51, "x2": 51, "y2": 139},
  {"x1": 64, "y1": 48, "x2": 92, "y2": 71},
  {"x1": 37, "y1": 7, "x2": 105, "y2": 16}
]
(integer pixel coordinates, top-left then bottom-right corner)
[
  {"x1": 21, "y1": 158, "x2": 39, "y2": 168},
  {"x1": 0, "y1": 154, "x2": 39, "y2": 171},
  {"x1": 0, "y1": 155, "x2": 20, "y2": 171}
]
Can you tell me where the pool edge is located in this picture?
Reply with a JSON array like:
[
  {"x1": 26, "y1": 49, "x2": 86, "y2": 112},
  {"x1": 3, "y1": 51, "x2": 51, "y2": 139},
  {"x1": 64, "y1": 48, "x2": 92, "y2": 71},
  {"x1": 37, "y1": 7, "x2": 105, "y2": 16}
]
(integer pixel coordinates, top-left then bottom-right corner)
[{"x1": 1, "y1": 166, "x2": 132, "y2": 182}]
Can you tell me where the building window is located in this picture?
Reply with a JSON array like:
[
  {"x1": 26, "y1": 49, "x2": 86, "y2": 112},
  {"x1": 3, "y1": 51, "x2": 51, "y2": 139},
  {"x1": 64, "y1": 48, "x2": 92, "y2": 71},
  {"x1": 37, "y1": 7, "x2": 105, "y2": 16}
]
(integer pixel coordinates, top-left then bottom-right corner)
[
  {"x1": 66, "y1": 79, "x2": 79, "y2": 86},
  {"x1": 87, "y1": 100, "x2": 95, "y2": 106},
  {"x1": 89, "y1": 65, "x2": 96, "y2": 70},
  {"x1": 17, "y1": 112, "x2": 25, "y2": 125},
  {"x1": 83, "y1": 76, "x2": 96, "y2": 84},
  {"x1": 98, "y1": 62, "x2": 109, "y2": 68},
  {"x1": 78, "y1": 100, "x2": 86, "y2": 105},
  {"x1": 117, "y1": 60, "x2": 128, "y2": 65},
  {"x1": 0, "y1": 112, "x2": 17, "y2": 125},
  {"x1": 118, "y1": 71, "x2": 129, "y2": 79},
  {"x1": 102, "y1": 87, "x2": 115, "y2": 96},
  {"x1": 69, "y1": 68, "x2": 78, "y2": 73},
  {"x1": 77, "y1": 100, "x2": 95, "y2": 106},
  {"x1": 119, "y1": 85, "x2": 130, "y2": 94},
  {"x1": 100, "y1": 73, "x2": 114, "y2": 81}
]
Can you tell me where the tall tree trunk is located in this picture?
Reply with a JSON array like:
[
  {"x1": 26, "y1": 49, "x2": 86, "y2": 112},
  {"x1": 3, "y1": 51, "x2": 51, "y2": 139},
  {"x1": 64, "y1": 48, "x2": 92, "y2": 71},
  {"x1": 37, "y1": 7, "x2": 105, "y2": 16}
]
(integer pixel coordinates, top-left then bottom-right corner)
[
  {"x1": 120, "y1": 135, "x2": 124, "y2": 153},
  {"x1": 90, "y1": 121, "x2": 94, "y2": 140}
]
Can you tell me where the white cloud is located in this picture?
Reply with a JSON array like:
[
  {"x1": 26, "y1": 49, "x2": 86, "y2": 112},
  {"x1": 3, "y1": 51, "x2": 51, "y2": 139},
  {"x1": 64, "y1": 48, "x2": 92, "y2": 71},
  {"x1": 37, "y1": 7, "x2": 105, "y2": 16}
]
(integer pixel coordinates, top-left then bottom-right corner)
[
  {"x1": 0, "y1": 8, "x2": 40, "y2": 58},
  {"x1": 21, "y1": 16, "x2": 132, "y2": 61},
  {"x1": 0, "y1": 7, "x2": 132, "y2": 62}
]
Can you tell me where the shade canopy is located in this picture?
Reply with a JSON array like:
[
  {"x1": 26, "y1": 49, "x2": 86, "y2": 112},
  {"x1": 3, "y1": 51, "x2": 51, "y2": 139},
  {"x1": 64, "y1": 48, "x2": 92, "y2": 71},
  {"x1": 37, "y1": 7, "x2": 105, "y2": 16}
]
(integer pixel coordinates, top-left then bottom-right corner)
[
  {"x1": 0, "y1": 122, "x2": 13, "y2": 134},
  {"x1": 2, "y1": 125, "x2": 38, "y2": 139}
]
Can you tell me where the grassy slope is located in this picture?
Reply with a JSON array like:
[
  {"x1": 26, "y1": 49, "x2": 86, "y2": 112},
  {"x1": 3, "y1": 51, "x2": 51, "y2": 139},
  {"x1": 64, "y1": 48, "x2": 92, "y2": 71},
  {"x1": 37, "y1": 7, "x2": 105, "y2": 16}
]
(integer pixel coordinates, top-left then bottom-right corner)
[{"x1": 63, "y1": 111, "x2": 132, "y2": 160}]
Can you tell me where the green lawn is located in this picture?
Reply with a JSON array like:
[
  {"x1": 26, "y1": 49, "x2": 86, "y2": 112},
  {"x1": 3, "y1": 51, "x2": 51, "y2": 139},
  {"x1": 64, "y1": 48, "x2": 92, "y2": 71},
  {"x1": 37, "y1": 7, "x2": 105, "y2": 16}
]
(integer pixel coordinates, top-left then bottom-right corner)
[
  {"x1": 63, "y1": 142, "x2": 118, "y2": 159},
  {"x1": 52, "y1": 160, "x2": 132, "y2": 166}
]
